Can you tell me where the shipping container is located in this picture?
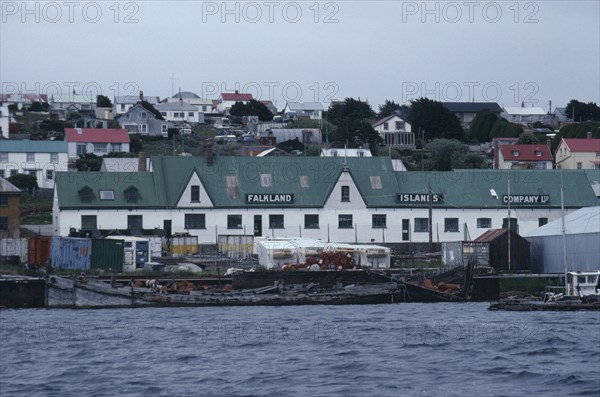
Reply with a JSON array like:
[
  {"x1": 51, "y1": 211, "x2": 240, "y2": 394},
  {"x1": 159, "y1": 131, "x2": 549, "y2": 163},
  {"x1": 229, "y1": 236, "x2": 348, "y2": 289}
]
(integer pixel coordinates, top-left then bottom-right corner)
[
  {"x1": 169, "y1": 235, "x2": 199, "y2": 257},
  {"x1": 28, "y1": 236, "x2": 52, "y2": 266},
  {"x1": 218, "y1": 235, "x2": 254, "y2": 260},
  {"x1": 91, "y1": 239, "x2": 125, "y2": 273},
  {"x1": 0, "y1": 238, "x2": 28, "y2": 263},
  {"x1": 50, "y1": 237, "x2": 92, "y2": 270},
  {"x1": 105, "y1": 236, "x2": 150, "y2": 272}
]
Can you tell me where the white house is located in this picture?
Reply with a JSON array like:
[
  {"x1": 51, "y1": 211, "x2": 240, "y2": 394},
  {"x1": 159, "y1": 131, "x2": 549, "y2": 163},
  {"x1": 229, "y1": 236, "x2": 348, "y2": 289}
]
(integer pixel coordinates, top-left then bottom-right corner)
[
  {"x1": 0, "y1": 140, "x2": 68, "y2": 188},
  {"x1": 502, "y1": 106, "x2": 551, "y2": 124},
  {"x1": 372, "y1": 114, "x2": 415, "y2": 147},
  {"x1": 50, "y1": 93, "x2": 96, "y2": 119},
  {"x1": 0, "y1": 93, "x2": 48, "y2": 111},
  {"x1": 53, "y1": 156, "x2": 598, "y2": 244},
  {"x1": 555, "y1": 136, "x2": 600, "y2": 170},
  {"x1": 0, "y1": 102, "x2": 9, "y2": 139},
  {"x1": 496, "y1": 144, "x2": 554, "y2": 170},
  {"x1": 64, "y1": 128, "x2": 130, "y2": 160},
  {"x1": 283, "y1": 102, "x2": 324, "y2": 120},
  {"x1": 113, "y1": 94, "x2": 161, "y2": 115},
  {"x1": 155, "y1": 101, "x2": 204, "y2": 124},
  {"x1": 163, "y1": 92, "x2": 214, "y2": 114},
  {"x1": 217, "y1": 92, "x2": 253, "y2": 113}
]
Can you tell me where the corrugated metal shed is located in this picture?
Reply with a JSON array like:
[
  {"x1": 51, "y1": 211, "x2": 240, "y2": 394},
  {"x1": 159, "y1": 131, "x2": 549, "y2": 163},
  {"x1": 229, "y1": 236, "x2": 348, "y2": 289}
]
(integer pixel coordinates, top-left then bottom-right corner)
[
  {"x1": 0, "y1": 140, "x2": 67, "y2": 153},
  {"x1": 463, "y1": 229, "x2": 530, "y2": 272},
  {"x1": 50, "y1": 237, "x2": 91, "y2": 270}
]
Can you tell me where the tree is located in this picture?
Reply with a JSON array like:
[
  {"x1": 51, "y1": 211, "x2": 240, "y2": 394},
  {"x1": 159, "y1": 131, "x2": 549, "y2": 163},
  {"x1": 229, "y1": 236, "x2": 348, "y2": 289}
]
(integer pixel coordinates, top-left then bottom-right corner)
[
  {"x1": 551, "y1": 121, "x2": 600, "y2": 152},
  {"x1": 229, "y1": 100, "x2": 273, "y2": 121},
  {"x1": 378, "y1": 100, "x2": 402, "y2": 118},
  {"x1": 565, "y1": 100, "x2": 600, "y2": 122},
  {"x1": 326, "y1": 98, "x2": 377, "y2": 148},
  {"x1": 517, "y1": 132, "x2": 542, "y2": 144},
  {"x1": 468, "y1": 109, "x2": 499, "y2": 142},
  {"x1": 489, "y1": 119, "x2": 523, "y2": 138},
  {"x1": 96, "y1": 95, "x2": 112, "y2": 108},
  {"x1": 408, "y1": 98, "x2": 464, "y2": 141},
  {"x1": 451, "y1": 152, "x2": 487, "y2": 169},
  {"x1": 7, "y1": 174, "x2": 38, "y2": 191},
  {"x1": 30, "y1": 101, "x2": 43, "y2": 112},
  {"x1": 140, "y1": 100, "x2": 164, "y2": 120},
  {"x1": 425, "y1": 139, "x2": 469, "y2": 171},
  {"x1": 75, "y1": 154, "x2": 102, "y2": 171}
]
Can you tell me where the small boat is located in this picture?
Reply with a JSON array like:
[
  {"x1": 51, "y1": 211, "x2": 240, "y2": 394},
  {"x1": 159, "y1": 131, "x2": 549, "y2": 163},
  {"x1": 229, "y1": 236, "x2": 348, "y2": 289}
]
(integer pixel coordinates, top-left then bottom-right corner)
[{"x1": 489, "y1": 270, "x2": 600, "y2": 311}]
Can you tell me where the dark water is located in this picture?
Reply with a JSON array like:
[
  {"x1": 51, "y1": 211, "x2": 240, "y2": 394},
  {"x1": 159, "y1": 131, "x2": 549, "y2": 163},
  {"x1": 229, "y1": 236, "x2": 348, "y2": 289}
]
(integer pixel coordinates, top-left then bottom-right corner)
[{"x1": 1, "y1": 303, "x2": 599, "y2": 397}]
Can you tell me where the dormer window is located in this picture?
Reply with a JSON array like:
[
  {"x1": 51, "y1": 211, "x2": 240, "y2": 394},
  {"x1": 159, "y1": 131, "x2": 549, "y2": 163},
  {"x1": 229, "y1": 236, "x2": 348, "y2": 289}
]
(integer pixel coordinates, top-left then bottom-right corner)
[
  {"x1": 79, "y1": 186, "x2": 94, "y2": 203},
  {"x1": 534, "y1": 150, "x2": 542, "y2": 157},
  {"x1": 125, "y1": 186, "x2": 139, "y2": 203},
  {"x1": 512, "y1": 150, "x2": 520, "y2": 157}
]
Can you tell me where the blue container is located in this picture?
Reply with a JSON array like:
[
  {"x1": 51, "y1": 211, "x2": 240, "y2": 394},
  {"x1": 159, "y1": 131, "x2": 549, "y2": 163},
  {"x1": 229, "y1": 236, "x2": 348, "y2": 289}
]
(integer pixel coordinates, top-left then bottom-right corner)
[{"x1": 50, "y1": 237, "x2": 92, "y2": 270}]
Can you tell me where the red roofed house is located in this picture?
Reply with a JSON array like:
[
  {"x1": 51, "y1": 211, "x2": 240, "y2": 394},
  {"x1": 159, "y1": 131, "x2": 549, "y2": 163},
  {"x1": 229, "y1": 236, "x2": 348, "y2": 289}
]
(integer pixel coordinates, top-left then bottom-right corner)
[
  {"x1": 496, "y1": 144, "x2": 553, "y2": 170},
  {"x1": 555, "y1": 134, "x2": 600, "y2": 170},
  {"x1": 65, "y1": 128, "x2": 130, "y2": 160},
  {"x1": 217, "y1": 91, "x2": 253, "y2": 114}
]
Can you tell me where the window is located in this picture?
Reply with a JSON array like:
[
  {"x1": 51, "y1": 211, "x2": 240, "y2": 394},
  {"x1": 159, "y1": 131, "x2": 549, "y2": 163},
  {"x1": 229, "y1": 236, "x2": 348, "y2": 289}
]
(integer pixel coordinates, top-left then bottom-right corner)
[
  {"x1": 188, "y1": 112, "x2": 194, "y2": 117},
  {"x1": 99, "y1": 190, "x2": 115, "y2": 201},
  {"x1": 191, "y1": 185, "x2": 200, "y2": 202},
  {"x1": 77, "y1": 144, "x2": 87, "y2": 156},
  {"x1": 10, "y1": 170, "x2": 17, "y2": 177},
  {"x1": 512, "y1": 150, "x2": 519, "y2": 157},
  {"x1": 227, "y1": 215, "x2": 242, "y2": 229},
  {"x1": 534, "y1": 150, "x2": 542, "y2": 157},
  {"x1": 120, "y1": 104, "x2": 125, "y2": 111},
  {"x1": 445, "y1": 218, "x2": 459, "y2": 232},
  {"x1": 141, "y1": 112, "x2": 147, "y2": 119},
  {"x1": 477, "y1": 218, "x2": 492, "y2": 228},
  {"x1": 26, "y1": 153, "x2": 35, "y2": 162},
  {"x1": 338, "y1": 214, "x2": 353, "y2": 229},
  {"x1": 341, "y1": 186, "x2": 350, "y2": 202},
  {"x1": 140, "y1": 124, "x2": 148, "y2": 134},
  {"x1": 125, "y1": 187, "x2": 139, "y2": 203},
  {"x1": 0, "y1": 194, "x2": 8, "y2": 206},
  {"x1": 112, "y1": 143, "x2": 121, "y2": 152},
  {"x1": 94, "y1": 143, "x2": 108, "y2": 153},
  {"x1": 269, "y1": 215, "x2": 284, "y2": 229},
  {"x1": 536, "y1": 162, "x2": 547, "y2": 170},
  {"x1": 0, "y1": 170, "x2": 4, "y2": 178},
  {"x1": 414, "y1": 218, "x2": 429, "y2": 232},
  {"x1": 539, "y1": 218, "x2": 548, "y2": 227},
  {"x1": 27, "y1": 170, "x2": 36, "y2": 177},
  {"x1": 185, "y1": 214, "x2": 205, "y2": 229},
  {"x1": 81, "y1": 215, "x2": 97, "y2": 230},
  {"x1": 202, "y1": 106, "x2": 207, "y2": 112},
  {"x1": 162, "y1": 124, "x2": 168, "y2": 133},
  {"x1": 383, "y1": 122, "x2": 389, "y2": 131},
  {"x1": 300, "y1": 176, "x2": 309, "y2": 188},
  {"x1": 0, "y1": 217, "x2": 8, "y2": 231},
  {"x1": 79, "y1": 187, "x2": 93, "y2": 202},
  {"x1": 160, "y1": 112, "x2": 167, "y2": 116},
  {"x1": 395, "y1": 121, "x2": 404, "y2": 130},
  {"x1": 127, "y1": 215, "x2": 143, "y2": 230},
  {"x1": 372, "y1": 214, "x2": 386, "y2": 229},
  {"x1": 370, "y1": 176, "x2": 382, "y2": 189},
  {"x1": 0, "y1": 153, "x2": 7, "y2": 162},
  {"x1": 577, "y1": 162, "x2": 582, "y2": 170},
  {"x1": 225, "y1": 176, "x2": 240, "y2": 199},
  {"x1": 304, "y1": 214, "x2": 319, "y2": 229},
  {"x1": 46, "y1": 170, "x2": 54, "y2": 180},
  {"x1": 50, "y1": 153, "x2": 58, "y2": 163}
]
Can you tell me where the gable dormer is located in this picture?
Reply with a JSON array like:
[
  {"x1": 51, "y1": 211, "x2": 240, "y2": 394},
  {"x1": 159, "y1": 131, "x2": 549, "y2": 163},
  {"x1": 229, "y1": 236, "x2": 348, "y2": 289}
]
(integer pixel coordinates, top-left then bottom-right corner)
[
  {"x1": 124, "y1": 185, "x2": 139, "y2": 203},
  {"x1": 78, "y1": 186, "x2": 94, "y2": 203},
  {"x1": 176, "y1": 170, "x2": 213, "y2": 207},
  {"x1": 323, "y1": 167, "x2": 367, "y2": 210}
]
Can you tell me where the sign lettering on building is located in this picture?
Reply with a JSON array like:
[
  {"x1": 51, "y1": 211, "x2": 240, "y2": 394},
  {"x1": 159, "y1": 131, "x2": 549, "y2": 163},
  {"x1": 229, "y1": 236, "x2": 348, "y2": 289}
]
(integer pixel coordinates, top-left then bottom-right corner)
[
  {"x1": 246, "y1": 194, "x2": 294, "y2": 204},
  {"x1": 396, "y1": 193, "x2": 443, "y2": 203},
  {"x1": 503, "y1": 195, "x2": 549, "y2": 204}
]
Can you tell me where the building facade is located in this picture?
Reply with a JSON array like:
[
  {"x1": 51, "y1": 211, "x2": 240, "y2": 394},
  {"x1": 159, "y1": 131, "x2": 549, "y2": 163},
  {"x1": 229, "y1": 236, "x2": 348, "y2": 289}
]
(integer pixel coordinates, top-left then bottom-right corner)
[
  {"x1": 65, "y1": 128, "x2": 130, "y2": 160},
  {"x1": 0, "y1": 177, "x2": 21, "y2": 238},
  {"x1": 0, "y1": 141, "x2": 68, "y2": 188},
  {"x1": 555, "y1": 137, "x2": 600, "y2": 170},
  {"x1": 53, "y1": 156, "x2": 598, "y2": 243},
  {"x1": 372, "y1": 115, "x2": 414, "y2": 147},
  {"x1": 496, "y1": 144, "x2": 554, "y2": 170},
  {"x1": 117, "y1": 104, "x2": 173, "y2": 137}
]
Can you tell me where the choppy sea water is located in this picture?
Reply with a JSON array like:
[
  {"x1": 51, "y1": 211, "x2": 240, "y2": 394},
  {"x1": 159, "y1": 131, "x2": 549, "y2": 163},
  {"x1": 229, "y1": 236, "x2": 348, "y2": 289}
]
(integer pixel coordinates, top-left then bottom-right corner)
[{"x1": 1, "y1": 303, "x2": 599, "y2": 397}]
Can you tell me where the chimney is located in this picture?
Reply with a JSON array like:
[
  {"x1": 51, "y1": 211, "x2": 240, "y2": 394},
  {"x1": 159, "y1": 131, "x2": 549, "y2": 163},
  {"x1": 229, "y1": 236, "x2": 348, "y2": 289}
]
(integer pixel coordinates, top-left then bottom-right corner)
[
  {"x1": 587, "y1": 131, "x2": 593, "y2": 139},
  {"x1": 204, "y1": 139, "x2": 214, "y2": 166},
  {"x1": 138, "y1": 152, "x2": 147, "y2": 172},
  {"x1": 139, "y1": 91, "x2": 144, "y2": 101}
]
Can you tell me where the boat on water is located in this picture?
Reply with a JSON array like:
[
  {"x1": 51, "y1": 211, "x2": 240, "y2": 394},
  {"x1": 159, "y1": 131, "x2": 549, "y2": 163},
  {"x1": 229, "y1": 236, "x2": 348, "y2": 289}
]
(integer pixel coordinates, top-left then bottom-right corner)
[
  {"x1": 46, "y1": 274, "x2": 409, "y2": 308},
  {"x1": 489, "y1": 270, "x2": 600, "y2": 311}
]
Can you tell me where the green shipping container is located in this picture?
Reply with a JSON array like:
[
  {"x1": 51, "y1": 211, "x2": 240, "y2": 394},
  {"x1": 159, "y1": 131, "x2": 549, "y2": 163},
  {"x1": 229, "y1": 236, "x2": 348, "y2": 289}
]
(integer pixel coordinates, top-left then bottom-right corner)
[{"x1": 91, "y1": 239, "x2": 125, "y2": 273}]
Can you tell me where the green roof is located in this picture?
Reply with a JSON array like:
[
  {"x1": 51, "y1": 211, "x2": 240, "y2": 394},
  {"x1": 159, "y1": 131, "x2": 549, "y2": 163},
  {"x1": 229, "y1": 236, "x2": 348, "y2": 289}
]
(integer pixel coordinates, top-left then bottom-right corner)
[
  {"x1": 0, "y1": 140, "x2": 67, "y2": 153},
  {"x1": 55, "y1": 157, "x2": 599, "y2": 209},
  {"x1": 396, "y1": 170, "x2": 598, "y2": 208}
]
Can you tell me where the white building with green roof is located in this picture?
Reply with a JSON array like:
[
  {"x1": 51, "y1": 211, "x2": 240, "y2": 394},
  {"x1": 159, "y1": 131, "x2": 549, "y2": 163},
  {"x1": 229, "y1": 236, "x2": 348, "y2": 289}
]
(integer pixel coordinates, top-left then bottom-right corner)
[
  {"x1": 52, "y1": 156, "x2": 599, "y2": 244},
  {"x1": 1, "y1": 140, "x2": 68, "y2": 188}
]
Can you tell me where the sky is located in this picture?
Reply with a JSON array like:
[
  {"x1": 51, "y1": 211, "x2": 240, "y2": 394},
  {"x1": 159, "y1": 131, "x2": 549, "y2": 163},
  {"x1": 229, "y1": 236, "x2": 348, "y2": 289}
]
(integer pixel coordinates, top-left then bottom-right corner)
[{"x1": 1, "y1": 0, "x2": 599, "y2": 112}]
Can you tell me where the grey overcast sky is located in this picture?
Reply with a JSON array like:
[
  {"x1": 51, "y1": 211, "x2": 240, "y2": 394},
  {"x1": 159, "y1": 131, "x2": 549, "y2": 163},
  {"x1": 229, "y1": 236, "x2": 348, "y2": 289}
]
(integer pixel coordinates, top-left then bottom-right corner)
[{"x1": 1, "y1": 0, "x2": 599, "y2": 111}]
